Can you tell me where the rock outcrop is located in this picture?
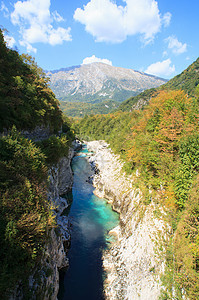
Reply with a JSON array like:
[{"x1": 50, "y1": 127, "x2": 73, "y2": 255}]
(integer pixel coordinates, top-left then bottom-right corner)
[
  {"x1": 87, "y1": 141, "x2": 170, "y2": 300},
  {"x1": 21, "y1": 125, "x2": 52, "y2": 141},
  {"x1": 9, "y1": 141, "x2": 81, "y2": 300},
  {"x1": 42, "y1": 148, "x2": 75, "y2": 300},
  {"x1": 40, "y1": 140, "x2": 81, "y2": 299}
]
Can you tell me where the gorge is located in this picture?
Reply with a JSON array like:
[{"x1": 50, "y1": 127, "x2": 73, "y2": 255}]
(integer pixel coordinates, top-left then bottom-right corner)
[
  {"x1": 58, "y1": 144, "x2": 119, "y2": 300},
  {"x1": 56, "y1": 141, "x2": 169, "y2": 300},
  {"x1": 1, "y1": 28, "x2": 199, "y2": 299},
  {"x1": 86, "y1": 141, "x2": 169, "y2": 299}
]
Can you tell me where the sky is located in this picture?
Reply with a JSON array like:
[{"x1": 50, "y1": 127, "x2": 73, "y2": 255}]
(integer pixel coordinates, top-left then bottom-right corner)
[{"x1": 0, "y1": 0, "x2": 198, "y2": 79}]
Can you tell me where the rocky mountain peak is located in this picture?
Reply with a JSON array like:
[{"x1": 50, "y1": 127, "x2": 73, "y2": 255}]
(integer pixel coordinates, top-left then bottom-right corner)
[{"x1": 46, "y1": 62, "x2": 167, "y2": 102}]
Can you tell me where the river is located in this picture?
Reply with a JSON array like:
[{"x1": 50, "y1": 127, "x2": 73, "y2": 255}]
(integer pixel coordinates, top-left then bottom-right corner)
[{"x1": 58, "y1": 145, "x2": 119, "y2": 300}]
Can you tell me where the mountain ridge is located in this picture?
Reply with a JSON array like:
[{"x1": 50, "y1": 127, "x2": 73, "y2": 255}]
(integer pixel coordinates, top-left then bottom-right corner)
[
  {"x1": 46, "y1": 62, "x2": 167, "y2": 116},
  {"x1": 47, "y1": 62, "x2": 167, "y2": 102}
]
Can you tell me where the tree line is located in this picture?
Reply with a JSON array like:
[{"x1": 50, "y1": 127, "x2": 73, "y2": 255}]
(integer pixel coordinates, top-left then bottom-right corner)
[{"x1": 75, "y1": 87, "x2": 199, "y2": 299}]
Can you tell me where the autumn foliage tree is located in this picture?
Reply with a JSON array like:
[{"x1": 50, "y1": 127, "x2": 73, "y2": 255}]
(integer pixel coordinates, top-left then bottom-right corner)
[
  {"x1": 123, "y1": 90, "x2": 198, "y2": 208},
  {"x1": 0, "y1": 29, "x2": 63, "y2": 132},
  {"x1": 76, "y1": 87, "x2": 199, "y2": 298}
]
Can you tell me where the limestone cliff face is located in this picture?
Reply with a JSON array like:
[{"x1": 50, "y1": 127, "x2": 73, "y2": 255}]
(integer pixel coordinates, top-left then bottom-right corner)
[
  {"x1": 9, "y1": 145, "x2": 77, "y2": 300},
  {"x1": 41, "y1": 148, "x2": 74, "y2": 300},
  {"x1": 87, "y1": 141, "x2": 170, "y2": 300},
  {"x1": 40, "y1": 140, "x2": 81, "y2": 299}
]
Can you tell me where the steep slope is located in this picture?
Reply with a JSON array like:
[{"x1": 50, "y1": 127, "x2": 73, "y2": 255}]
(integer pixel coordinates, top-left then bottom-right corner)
[
  {"x1": 118, "y1": 57, "x2": 199, "y2": 112},
  {"x1": 165, "y1": 57, "x2": 199, "y2": 93},
  {"x1": 46, "y1": 63, "x2": 166, "y2": 116},
  {"x1": 0, "y1": 31, "x2": 62, "y2": 133},
  {"x1": 76, "y1": 88, "x2": 199, "y2": 299},
  {"x1": 0, "y1": 30, "x2": 75, "y2": 299}
]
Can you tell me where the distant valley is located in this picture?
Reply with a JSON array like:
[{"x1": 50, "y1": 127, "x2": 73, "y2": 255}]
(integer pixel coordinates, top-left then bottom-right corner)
[{"x1": 46, "y1": 62, "x2": 167, "y2": 117}]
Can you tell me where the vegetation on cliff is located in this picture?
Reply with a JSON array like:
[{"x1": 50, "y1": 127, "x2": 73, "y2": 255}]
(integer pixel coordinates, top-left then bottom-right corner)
[
  {"x1": 75, "y1": 77, "x2": 199, "y2": 298},
  {"x1": 0, "y1": 128, "x2": 74, "y2": 298},
  {"x1": 0, "y1": 30, "x2": 74, "y2": 297},
  {"x1": 0, "y1": 29, "x2": 62, "y2": 132},
  {"x1": 0, "y1": 128, "x2": 53, "y2": 297}
]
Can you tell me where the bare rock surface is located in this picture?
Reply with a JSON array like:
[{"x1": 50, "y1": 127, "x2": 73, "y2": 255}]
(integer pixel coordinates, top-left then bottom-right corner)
[
  {"x1": 47, "y1": 62, "x2": 167, "y2": 101},
  {"x1": 86, "y1": 140, "x2": 169, "y2": 300}
]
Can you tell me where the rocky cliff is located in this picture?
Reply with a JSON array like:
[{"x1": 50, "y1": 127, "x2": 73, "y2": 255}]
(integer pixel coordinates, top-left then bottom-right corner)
[
  {"x1": 86, "y1": 141, "x2": 170, "y2": 300},
  {"x1": 42, "y1": 140, "x2": 81, "y2": 299},
  {"x1": 43, "y1": 148, "x2": 74, "y2": 300},
  {"x1": 9, "y1": 141, "x2": 81, "y2": 300}
]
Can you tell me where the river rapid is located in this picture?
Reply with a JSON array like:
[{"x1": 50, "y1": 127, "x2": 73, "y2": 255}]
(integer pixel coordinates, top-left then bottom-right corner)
[{"x1": 58, "y1": 145, "x2": 119, "y2": 300}]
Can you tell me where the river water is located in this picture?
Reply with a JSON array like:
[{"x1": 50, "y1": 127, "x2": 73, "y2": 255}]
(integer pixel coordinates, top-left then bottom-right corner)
[{"x1": 58, "y1": 145, "x2": 119, "y2": 300}]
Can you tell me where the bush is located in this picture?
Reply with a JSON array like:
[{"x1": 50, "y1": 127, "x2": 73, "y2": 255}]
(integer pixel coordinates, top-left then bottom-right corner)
[
  {"x1": 0, "y1": 129, "x2": 55, "y2": 297},
  {"x1": 37, "y1": 134, "x2": 71, "y2": 164}
]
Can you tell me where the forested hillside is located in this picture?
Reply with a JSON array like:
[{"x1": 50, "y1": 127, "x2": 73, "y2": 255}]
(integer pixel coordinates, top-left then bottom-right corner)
[
  {"x1": 60, "y1": 99, "x2": 120, "y2": 118},
  {"x1": 0, "y1": 29, "x2": 74, "y2": 298},
  {"x1": 118, "y1": 57, "x2": 199, "y2": 112},
  {"x1": 0, "y1": 30, "x2": 62, "y2": 133},
  {"x1": 76, "y1": 79, "x2": 199, "y2": 298}
]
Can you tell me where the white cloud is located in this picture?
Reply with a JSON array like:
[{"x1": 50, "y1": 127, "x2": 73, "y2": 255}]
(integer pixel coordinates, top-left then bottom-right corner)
[
  {"x1": 145, "y1": 59, "x2": 175, "y2": 77},
  {"x1": 19, "y1": 40, "x2": 37, "y2": 53},
  {"x1": 74, "y1": 0, "x2": 171, "y2": 44},
  {"x1": 4, "y1": 35, "x2": 16, "y2": 48},
  {"x1": 0, "y1": 1, "x2": 9, "y2": 18},
  {"x1": 10, "y1": 0, "x2": 71, "y2": 53},
  {"x1": 165, "y1": 36, "x2": 187, "y2": 55},
  {"x1": 163, "y1": 50, "x2": 168, "y2": 57},
  {"x1": 48, "y1": 27, "x2": 71, "y2": 45},
  {"x1": 52, "y1": 10, "x2": 65, "y2": 22},
  {"x1": 162, "y1": 12, "x2": 172, "y2": 27},
  {"x1": 82, "y1": 55, "x2": 112, "y2": 65}
]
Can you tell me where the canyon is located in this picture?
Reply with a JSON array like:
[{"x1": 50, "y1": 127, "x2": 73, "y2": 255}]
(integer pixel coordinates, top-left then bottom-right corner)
[
  {"x1": 40, "y1": 139, "x2": 170, "y2": 299},
  {"x1": 86, "y1": 140, "x2": 170, "y2": 299},
  {"x1": 9, "y1": 141, "x2": 80, "y2": 300}
]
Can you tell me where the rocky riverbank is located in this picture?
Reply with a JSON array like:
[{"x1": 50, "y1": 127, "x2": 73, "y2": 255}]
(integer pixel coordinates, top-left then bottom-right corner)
[
  {"x1": 42, "y1": 140, "x2": 82, "y2": 299},
  {"x1": 44, "y1": 147, "x2": 74, "y2": 300},
  {"x1": 9, "y1": 140, "x2": 81, "y2": 300},
  {"x1": 86, "y1": 140, "x2": 170, "y2": 300}
]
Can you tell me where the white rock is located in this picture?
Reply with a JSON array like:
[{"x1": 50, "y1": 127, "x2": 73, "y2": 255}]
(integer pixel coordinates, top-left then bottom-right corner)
[{"x1": 86, "y1": 140, "x2": 170, "y2": 300}]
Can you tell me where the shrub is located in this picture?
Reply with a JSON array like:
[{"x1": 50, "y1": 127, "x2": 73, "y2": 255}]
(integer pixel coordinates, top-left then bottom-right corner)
[{"x1": 0, "y1": 129, "x2": 55, "y2": 297}]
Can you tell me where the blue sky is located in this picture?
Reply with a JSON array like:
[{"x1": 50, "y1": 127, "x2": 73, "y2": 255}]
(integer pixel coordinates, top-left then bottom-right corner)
[{"x1": 0, "y1": 0, "x2": 198, "y2": 79}]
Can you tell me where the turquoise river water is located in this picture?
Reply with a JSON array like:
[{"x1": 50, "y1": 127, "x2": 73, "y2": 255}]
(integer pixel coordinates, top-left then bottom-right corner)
[{"x1": 58, "y1": 145, "x2": 119, "y2": 300}]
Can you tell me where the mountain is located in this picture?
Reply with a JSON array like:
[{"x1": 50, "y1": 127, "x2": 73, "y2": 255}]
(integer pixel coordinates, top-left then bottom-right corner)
[
  {"x1": 118, "y1": 57, "x2": 199, "y2": 112},
  {"x1": 46, "y1": 63, "x2": 167, "y2": 116}
]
